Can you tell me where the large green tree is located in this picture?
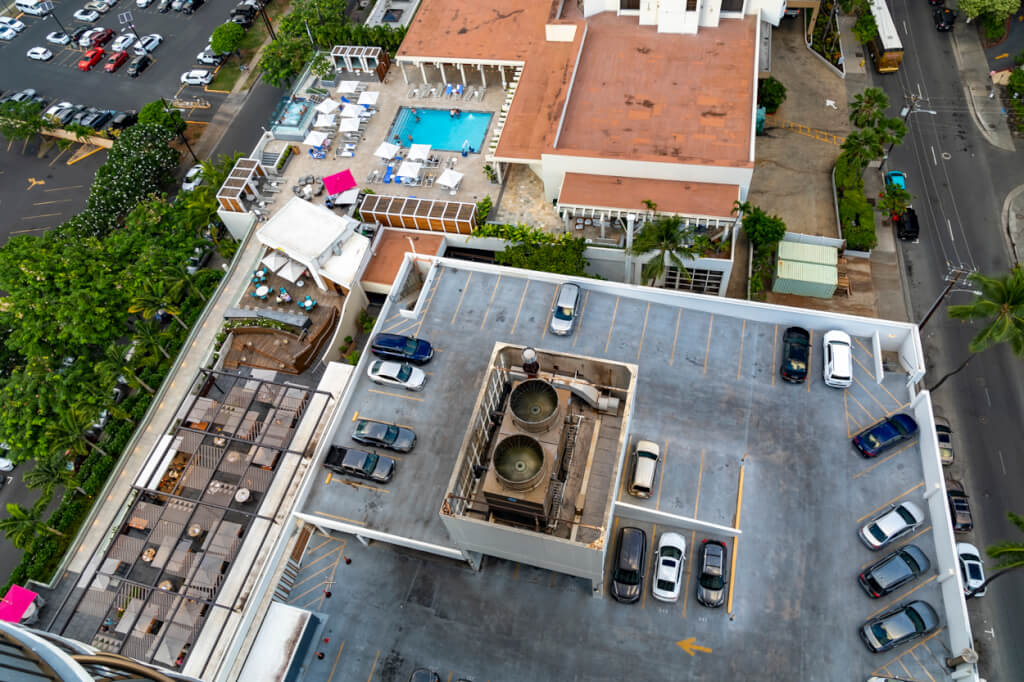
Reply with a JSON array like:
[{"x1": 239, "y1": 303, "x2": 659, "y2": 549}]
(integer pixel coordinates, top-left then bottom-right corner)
[
  {"x1": 210, "y1": 21, "x2": 246, "y2": 56},
  {"x1": 23, "y1": 451, "x2": 74, "y2": 498},
  {"x1": 130, "y1": 279, "x2": 188, "y2": 330},
  {"x1": 849, "y1": 87, "x2": 890, "y2": 129},
  {"x1": 47, "y1": 402, "x2": 110, "y2": 458},
  {"x1": 629, "y1": 216, "x2": 699, "y2": 286},
  {"x1": 958, "y1": 0, "x2": 1018, "y2": 20},
  {"x1": 0, "y1": 503, "x2": 63, "y2": 550},
  {"x1": 0, "y1": 100, "x2": 48, "y2": 143},
  {"x1": 138, "y1": 101, "x2": 187, "y2": 136}
]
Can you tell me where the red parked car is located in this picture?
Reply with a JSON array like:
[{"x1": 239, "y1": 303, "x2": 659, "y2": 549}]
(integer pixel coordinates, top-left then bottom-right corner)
[
  {"x1": 89, "y1": 27, "x2": 114, "y2": 47},
  {"x1": 104, "y1": 50, "x2": 129, "y2": 72},
  {"x1": 78, "y1": 47, "x2": 105, "y2": 71}
]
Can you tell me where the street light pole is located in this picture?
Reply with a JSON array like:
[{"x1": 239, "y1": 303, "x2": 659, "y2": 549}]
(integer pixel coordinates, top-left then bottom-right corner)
[
  {"x1": 918, "y1": 267, "x2": 969, "y2": 330},
  {"x1": 259, "y1": 6, "x2": 275, "y2": 40},
  {"x1": 39, "y1": 1, "x2": 70, "y2": 42},
  {"x1": 880, "y1": 94, "x2": 936, "y2": 171}
]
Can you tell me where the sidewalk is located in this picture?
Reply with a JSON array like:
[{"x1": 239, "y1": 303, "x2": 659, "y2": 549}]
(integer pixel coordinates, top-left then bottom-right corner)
[
  {"x1": 951, "y1": 17, "x2": 1016, "y2": 151},
  {"x1": 983, "y1": 7, "x2": 1024, "y2": 71},
  {"x1": 1002, "y1": 184, "x2": 1024, "y2": 266}
]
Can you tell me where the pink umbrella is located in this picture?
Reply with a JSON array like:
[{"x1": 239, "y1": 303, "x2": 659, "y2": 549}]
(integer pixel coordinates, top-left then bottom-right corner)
[{"x1": 323, "y1": 170, "x2": 357, "y2": 196}]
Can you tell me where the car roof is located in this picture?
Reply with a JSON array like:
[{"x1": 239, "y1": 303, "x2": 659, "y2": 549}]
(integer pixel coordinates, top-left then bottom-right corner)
[{"x1": 556, "y1": 282, "x2": 580, "y2": 306}]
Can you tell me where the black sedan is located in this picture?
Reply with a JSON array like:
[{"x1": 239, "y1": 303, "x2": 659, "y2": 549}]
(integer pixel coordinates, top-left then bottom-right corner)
[
  {"x1": 859, "y1": 600, "x2": 939, "y2": 652},
  {"x1": 858, "y1": 545, "x2": 930, "y2": 598},
  {"x1": 780, "y1": 326, "x2": 810, "y2": 383},
  {"x1": 852, "y1": 413, "x2": 918, "y2": 457},
  {"x1": 696, "y1": 539, "x2": 727, "y2": 607},
  {"x1": 934, "y1": 7, "x2": 955, "y2": 31},
  {"x1": 370, "y1": 333, "x2": 434, "y2": 365},
  {"x1": 352, "y1": 419, "x2": 416, "y2": 453}
]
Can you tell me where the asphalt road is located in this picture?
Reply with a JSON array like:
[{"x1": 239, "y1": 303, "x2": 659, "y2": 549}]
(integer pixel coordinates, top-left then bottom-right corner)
[
  {"x1": 881, "y1": 4, "x2": 1024, "y2": 679},
  {"x1": 0, "y1": 0, "x2": 233, "y2": 116}
]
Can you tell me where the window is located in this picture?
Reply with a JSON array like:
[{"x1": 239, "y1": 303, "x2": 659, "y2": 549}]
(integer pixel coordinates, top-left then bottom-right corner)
[
  {"x1": 686, "y1": 0, "x2": 698, "y2": 10},
  {"x1": 721, "y1": 0, "x2": 744, "y2": 11},
  {"x1": 620, "y1": 0, "x2": 640, "y2": 9},
  {"x1": 663, "y1": 266, "x2": 724, "y2": 295}
]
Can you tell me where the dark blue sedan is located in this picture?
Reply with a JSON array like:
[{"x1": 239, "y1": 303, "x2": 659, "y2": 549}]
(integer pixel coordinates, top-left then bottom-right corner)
[
  {"x1": 852, "y1": 413, "x2": 919, "y2": 457},
  {"x1": 370, "y1": 333, "x2": 434, "y2": 365}
]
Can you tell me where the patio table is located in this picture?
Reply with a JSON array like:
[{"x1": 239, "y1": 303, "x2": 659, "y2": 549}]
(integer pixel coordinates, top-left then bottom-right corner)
[{"x1": 255, "y1": 285, "x2": 270, "y2": 297}]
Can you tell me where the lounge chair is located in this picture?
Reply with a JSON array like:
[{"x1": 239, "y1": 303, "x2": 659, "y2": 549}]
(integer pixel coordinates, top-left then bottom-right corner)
[
  {"x1": 426, "y1": 84, "x2": 438, "y2": 98},
  {"x1": 408, "y1": 86, "x2": 419, "y2": 98},
  {"x1": 473, "y1": 87, "x2": 484, "y2": 101},
  {"x1": 424, "y1": 174, "x2": 434, "y2": 187},
  {"x1": 367, "y1": 169, "x2": 378, "y2": 183},
  {"x1": 455, "y1": 83, "x2": 464, "y2": 98},
  {"x1": 383, "y1": 166, "x2": 394, "y2": 184},
  {"x1": 443, "y1": 83, "x2": 453, "y2": 98}
]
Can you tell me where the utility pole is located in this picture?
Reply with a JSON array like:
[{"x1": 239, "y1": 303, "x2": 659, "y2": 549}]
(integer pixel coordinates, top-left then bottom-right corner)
[
  {"x1": 260, "y1": 5, "x2": 276, "y2": 40},
  {"x1": 39, "y1": 1, "x2": 70, "y2": 44},
  {"x1": 880, "y1": 94, "x2": 937, "y2": 171},
  {"x1": 918, "y1": 266, "x2": 973, "y2": 330}
]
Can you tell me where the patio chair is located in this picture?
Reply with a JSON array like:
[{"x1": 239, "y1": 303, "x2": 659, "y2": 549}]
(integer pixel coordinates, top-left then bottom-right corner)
[
  {"x1": 426, "y1": 84, "x2": 438, "y2": 98},
  {"x1": 455, "y1": 83, "x2": 464, "y2": 98},
  {"x1": 424, "y1": 174, "x2": 434, "y2": 187},
  {"x1": 408, "y1": 86, "x2": 419, "y2": 98},
  {"x1": 473, "y1": 87, "x2": 484, "y2": 100}
]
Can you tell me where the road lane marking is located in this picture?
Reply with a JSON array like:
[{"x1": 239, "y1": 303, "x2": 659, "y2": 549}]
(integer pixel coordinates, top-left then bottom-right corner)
[
  {"x1": 931, "y1": 146, "x2": 937, "y2": 165},
  {"x1": 736, "y1": 319, "x2": 746, "y2": 380},
  {"x1": 42, "y1": 184, "x2": 84, "y2": 192},
  {"x1": 32, "y1": 199, "x2": 72, "y2": 206}
]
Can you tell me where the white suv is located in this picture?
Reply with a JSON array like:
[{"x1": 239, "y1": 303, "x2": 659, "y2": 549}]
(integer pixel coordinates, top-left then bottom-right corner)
[{"x1": 822, "y1": 329, "x2": 852, "y2": 388}]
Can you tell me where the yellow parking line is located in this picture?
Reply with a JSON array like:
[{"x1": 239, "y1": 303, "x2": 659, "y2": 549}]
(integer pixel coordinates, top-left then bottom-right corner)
[
  {"x1": 288, "y1": 560, "x2": 340, "y2": 603},
  {"x1": 513, "y1": 563, "x2": 520, "y2": 581},
  {"x1": 693, "y1": 449, "x2": 705, "y2": 517},
  {"x1": 604, "y1": 517, "x2": 620, "y2": 595},
  {"x1": 509, "y1": 280, "x2": 530, "y2": 335},
  {"x1": 366, "y1": 650, "x2": 381, "y2": 682},
  {"x1": 366, "y1": 388, "x2": 424, "y2": 402},
  {"x1": 703, "y1": 315, "x2": 714, "y2": 374},
  {"x1": 806, "y1": 330, "x2": 814, "y2": 392},
  {"x1": 541, "y1": 284, "x2": 558, "y2": 340},
  {"x1": 603, "y1": 297, "x2": 619, "y2": 354},
  {"x1": 449, "y1": 271, "x2": 472, "y2": 325},
  {"x1": 853, "y1": 374, "x2": 891, "y2": 414},
  {"x1": 669, "y1": 309, "x2": 682, "y2": 366},
  {"x1": 572, "y1": 290, "x2": 589, "y2": 347},
  {"x1": 681, "y1": 529, "x2": 696, "y2": 619},
  {"x1": 909, "y1": 647, "x2": 937, "y2": 682},
  {"x1": 32, "y1": 199, "x2": 72, "y2": 206},
  {"x1": 654, "y1": 440, "x2": 668, "y2": 508},
  {"x1": 480, "y1": 275, "x2": 501, "y2": 329},
  {"x1": 854, "y1": 337, "x2": 874, "y2": 358},
  {"x1": 736, "y1": 319, "x2": 746, "y2": 380},
  {"x1": 290, "y1": 557, "x2": 337, "y2": 589},
  {"x1": 851, "y1": 353, "x2": 904, "y2": 407},
  {"x1": 328, "y1": 640, "x2": 346, "y2": 682},
  {"x1": 853, "y1": 441, "x2": 919, "y2": 480},
  {"x1": 315, "y1": 511, "x2": 367, "y2": 526},
  {"x1": 618, "y1": 435, "x2": 634, "y2": 501},
  {"x1": 866, "y1": 574, "x2": 938, "y2": 619},
  {"x1": 856, "y1": 482, "x2": 924, "y2": 523},
  {"x1": 636, "y1": 302, "x2": 651, "y2": 360},
  {"x1": 843, "y1": 391, "x2": 853, "y2": 438},
  {"x1": 770, "y1": 325, "x2": 778, "y2": 386},
  {"x1": 334, "y1": 479, "x2": 391, "y2": 494},
  {"x1": 42, "y1": 185, "x2": 84, "y2": 192},
  {"x1": 641, "y1": 523, "x2": 656, "y2": 609},
  {"x1": 848, "y1": 392, "x2": 876, "y2": 423},
  {"x1": 726, "y1": 465, "x2": 744, "y2": 614},
  {"x1": 307, "y1": 536, "x2": 337, "y2": 554}
]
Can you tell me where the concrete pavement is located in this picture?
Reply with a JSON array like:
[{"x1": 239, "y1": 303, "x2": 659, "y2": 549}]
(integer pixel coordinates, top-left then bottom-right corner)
[
  {"x1": 951, "y1": 16, "x2": 1016, "y2": 151},
  {"x1": 1001, "y1": 183, "x2": 1024, "y2": 266}
]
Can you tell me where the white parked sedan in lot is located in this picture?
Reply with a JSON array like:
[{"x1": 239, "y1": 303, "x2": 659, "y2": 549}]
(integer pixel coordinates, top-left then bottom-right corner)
[
  {"x1": 110, "y1": 33, "x2": 135, "y2": 52},
  {"x1": 132, "y1": 32, "x2": 162, "y2": 55},
  {"x1": 180, "y1": 69, "x2": 213, "y2": 86},
  {"x1": 859, "y1": 501, "x2": 924, "y2": 550},
  {"x1": 83, "y1": 0, "x2": 111, "y2": 12},
  {"x1": 46, "y1": 31, "x2": 71, "y2": 45},
  {"x1": 26, "y1": 47, "x2": 53, "y2": 61},
  {"x1": 72, "y1": 8, "x2": 101, "y2": 21},
  {"x1": 651, "y1": 532, "x2": 686, "y2": 602},
  {"x1": 136, "y1": 0, "x2": 154, "y2": 6},
  {"x1": 0, "y1": 16, "x2": 26, "y2": 32},
  {"x1": 0, "y1": 27, "x2": 17, "y2": 41},
  {"x1": 367, "y1": 360, "x2": 427, "y2": 391},
  {"x1": 78, "y1": 27, "x2": 103, "y2": 47}
]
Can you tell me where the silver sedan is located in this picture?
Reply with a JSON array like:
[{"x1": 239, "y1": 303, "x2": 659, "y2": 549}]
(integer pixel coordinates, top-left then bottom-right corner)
[{"x1": 366, "y1": 360, "x2": 426, "y2": 391}]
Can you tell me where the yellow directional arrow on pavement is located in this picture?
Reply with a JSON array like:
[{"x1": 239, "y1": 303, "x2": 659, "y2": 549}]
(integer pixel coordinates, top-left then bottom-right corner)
[
  {"x1": 27, "y1": 178, "x2": 45, "y2": 189},
  {"x1": 676, "y1": 637, "x2": 712, "y2": 656}
]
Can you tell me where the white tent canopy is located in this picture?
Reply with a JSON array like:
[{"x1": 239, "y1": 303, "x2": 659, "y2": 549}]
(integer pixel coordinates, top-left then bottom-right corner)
[
  {"x1": 302, "y1": 130, "x2": 329, "y2": 147},
  {"x1": 332, "y1": 188, "x2": 360, "y2": 205},
  {"x1": 313, "y1": 114, "x2": 336, "y2": 128},
  {"x1": 357, "y1": 90, "x2": 379, "y2": 106},
  {"x1": 338, "y1": 118, "x2": 360, "y2": 132},
  {"x1": 277, "y1": 259, "x2": 305, "y2": 283},
  {"x1": 261, "y1": 250, "x2": 289, "y2": 272},
  {"x1": 374, "y1": 141, "x2": 399, "y2": 159},
  {"x1": 315, "y1": 98, "x2": 340, "y2": 114},
  {"x1": 407, "y1": 144, "x2": 431, "y2": 161},
  {"x1": 437, "y1": 168, "x2": 464, "y2": 189},
  {"x1": 340, "y1": 103, "x2": 363, "y2": 118},
  {"x1": 337, "y1": 80, "x2": 361, "y2": 94},
  {"x1": 396, "y1": 161, "x2": 422, "y2": 179}
]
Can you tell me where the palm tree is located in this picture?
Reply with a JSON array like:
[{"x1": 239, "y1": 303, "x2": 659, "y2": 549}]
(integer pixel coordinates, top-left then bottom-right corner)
[
  {"x1": 97, "y1": 342, "x2": 154, "y2": 395},
  {"x1": 162, "y1": 262, "x2": 207, "y2": 303},
  {"x1": 840, "y1": 128, "x2": 884, "y2": 170},
  {"x1": 132, "y1": 319, "x2": 172, "y2": 362},
  {"x1": 628, "y1": 215, "x2": 699, "y2": 286},
  {"x1": 967, "y1": 511, "x2": 1024, "y2": 598},
  {"x1": 0, "y1": 502, "x2": 63, "y2": 550},
  {"x1": 47, "y1": 402, "x2": 109, "y2": 458},
  {"x1": 23, "y1": 451, "x2": 73, "y2": 498},
  {"x1": 849, "y1": 87, "x2": 889, "y2": 128},
  {"x1": 129, "y1": 280, "x2": 188, "y2": 330},
  {"x1": 933, "y1": 267, "x2": 1024, "y2": 390},
  {"x1": 878, "y1": 184, "x2": 911, "y2": 219}
]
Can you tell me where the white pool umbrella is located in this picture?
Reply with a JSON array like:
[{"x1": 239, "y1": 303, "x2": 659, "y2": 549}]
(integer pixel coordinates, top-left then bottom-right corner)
[
  {"x1": 260, "y1": 250, "x2": 288, "y2": 272},
  {"x1": 407, "y1": 144, "x2": 431, "y2": 161},
  {"x1": 315, "y1": 98, "x2": 340, "y2": 114},
  {"x1": 396, "y1": 161, "x2": 422, "y2": 179},
  {"x1": 373, "y1": 142, "x2": 399, "y2": 159},
  {"x1": 303, "y1": 130, "x2": 329, "y2": 147},
  {"x1": 357, "y1": 91, "x2": 379, "y2": 106},
  {"x1": 437, "y1": 169, "x2": 464, "y2": 189},
  {"x1": 338, "y1": 118, "x2": 360, "y2": 132},
  {"x1": 341, "y1": 103, "x2": 363, "y2": 118}
]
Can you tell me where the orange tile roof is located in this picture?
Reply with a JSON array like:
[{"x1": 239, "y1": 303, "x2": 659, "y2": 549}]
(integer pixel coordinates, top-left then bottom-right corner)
[
  {"x1": 361, "y1": 229, "x2": 445, "y2": 287},
  {"x1": 558, "y1": 173, "x2": 739, "y2": 217}
]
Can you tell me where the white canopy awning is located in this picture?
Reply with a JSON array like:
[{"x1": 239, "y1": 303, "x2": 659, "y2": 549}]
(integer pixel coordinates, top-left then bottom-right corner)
[
  {"x1": 303, "y1": 130, "x2": 329, "y2": 147},
  {"x1": 374, "y1": 141, "x2": 399, "y2": 159},
  {"x1": 277, "y1": 259, "x2": 305, "y2": 283},
  {"x1": 407, "y1": 143, "x2": 431, "y2": 161},
  {"x1": 357, "y1": 90, "x2": 379, "y2": 106},
  {"x1": 314, "y1": 114, "x2": 336, "y2": 128},
  {"x1": 396, "y1": 161, "x2": 422, "y2": 179},
  {"x1": 261, "y1": 250, "x2": 289, "y2": 272},
  {"x1": 437, "y1": 168, "x2": 464, "y2": 189},
  {"x1": 332, "y1": 188, "x2": 360, "y2": 205},
  {"x1": 338, "y1": 118, "x2": 360, "y2": 132},
  {"x1": 341, "y1": 103, "x2": 363, "y2": 118},
  {"x1": 337, "y1": 80, "x2": 361, "y2": 94},
  {"x1": 315, "y1": 98, "x2": 340, "y2": 114}
]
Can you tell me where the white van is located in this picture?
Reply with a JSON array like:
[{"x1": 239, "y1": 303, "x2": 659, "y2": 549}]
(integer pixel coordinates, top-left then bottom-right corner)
[
  {"x1": 822, "y1": 330, "x2": 853, "y2": 388},
  {"x1": 628, "y1": 440, "x2": 661, "y2": 498},
  {"x1": 15, "y1": 0, "x2": 48, "y2": 16}
]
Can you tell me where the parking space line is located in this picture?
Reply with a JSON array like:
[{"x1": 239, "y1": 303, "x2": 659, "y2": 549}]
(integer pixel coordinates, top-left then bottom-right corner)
[
  {"x1": 896, "y1": 657, "x2": 913, "y2": 678},
  {"x1": 449, "y1": 271, "x2": 473, "y2": 325},
  {"x1": 289, "y1": 561, "x2": 340, "y2": 604},
  {"x1": 681, "y1": 530, "x2": 696, "y2": 619},
  {"x1": 693, "y1": 449, "x2": 705, "y2": 516},
  {"x1": 366, "y1": 388, "x2": 424, "y2": 402},
  {"x1": 618, "y1": 436, "x2": 634, "y2": 502},
  {"x1": 603, "y1": 297, "x2": 620, "y2": 354},
  {"x1": 308, "y1": 536, "x2": 337, "y2": 554},
  {"x1": 770, "y1": 325, "x2": 778, "y2": 386},
  {"x1": 513, "y1": 562, "x2": 520, "y2": 581},
  {"x1": 854, "y1": 337, "x2": 874, "y2": 358},
  {"x1": 669, "y1": 309, "x2": 682, "y2": 366},
  {"x1": 509, "y1": 280, "x2": 531, "y2": 335},
  {"x1": 852, "y1": 374, "x2": 892, "y2": 415},
  {"x1": 852, "y1": 441, "x2": 919, "y2": 480},
  {"x1": 289, "y1": 558, "x2": 337, "y2": 591},
  {"x1": 921, "y1": 637, "x2": 950, "y2": 668},
  {"x1": 541, "y1": 285, "x2": 558, "y2": 340},
  {"x1": 300, "y1": 542, "x2": 345, "y2": 571},
  {"x1": 334, "y1": 479, "x2": 391, "y2": 494},
  {"x1": 42, "y1": 184, "x2": 84, "y2": 192},
  {"x1": 572, "y1": 290, "x2": 589, "y2": 347},
  {"x1": 366, "y1": 649, "x2": 381, "y2": 682},
  {"x1": 726, "y1": 465, "x2": 744, "y2": 615},
  {"x1": 909, "y1": 647, "x2": 937, "y2": 682},
  {"x1": 847, "y1": 392, "x2": 877, "y2": 423},
  {"x1": 604, "y1": 517, "x2": 620, "y2": 595},
  {"x1": 735, "y1": 319, "x2": 746, "y2": 380},
  {"x1": 843, "y1": 391, "x2": 853, "y2": 437},
  {"x1": 640, "y1": 524, "x2": 656, "y2": 609},
  {"x1": 480, "y1": 275, "x2": 502, "y2": 329},
  {"x1": 654, "y1": 440, "x2": 668, "y2": 508},
  {"x1": 806, "y1": 330, "x2": 814, "y2": 392},
  {"x1": 867, "y1": 575, "x2": 937, "y2": 619},
  {"x1": 315, "y1": 511, "x2": 367, "y2": 526},
  {"x1": 702, "y1": 315, "x2": 714, "y2": 374},
  {"x1": 328, "y1": 640, "x2": 346, "y2": 682},
  {"x1": 635, "y1": 302, "x2": 651, "y2": 360},
  {"x1": 856, "y1": 482, "x2": 925, "y2": 523}
]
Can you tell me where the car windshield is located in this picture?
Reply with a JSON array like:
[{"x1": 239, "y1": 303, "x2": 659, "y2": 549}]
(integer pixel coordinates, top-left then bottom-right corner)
[
  {"x1": 554, "y1": 305, "x2": 573, "y2": 321},
  {"x1": 864, "y1": 423, "x2": 898, "y2": 448},
  {"x1": 660, "y1": 546, "x2": 683, "y2": 560},
  {"x1": 613, "y1": 568, "x2": 640, "y2": 585},
  {"x1": 787, "y1": 343, "x2": 809, "y2": 367},
  {"x1": 966, "y1": 563, "x2": 983, "y2": 580},
  {"x1": 363, "y1": 453, "x2": 378, "y2": 473},
  {"x1": 896, "y1": 506, "x2": 917, "y2": 524},
  {"x1": 699, "y1": 573, "x2": 724, "y2": 590},
  {"x1": 867, "y1": 523, "x2": 888, "y2": 543},
  {"x1": 384, "y1": 425, "x2": 399, "y2": 443},
  {"x1": 404, "y1": 338, "x2": 418, "y2": 354},
  {"x1": 869, "y1": 622, "x2": 894, "y2": 646},
  {"x1": 656, "y1": 579, "x2": 676, "y2": 591},
  {"x1": 396, "y1": 365, "x2": 412, "y2": 382}
]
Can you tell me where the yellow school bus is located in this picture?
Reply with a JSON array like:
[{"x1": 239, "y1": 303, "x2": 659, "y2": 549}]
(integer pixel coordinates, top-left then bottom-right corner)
[{"x1": 867, "y1": 0, "x2": 904, "y2": 73}]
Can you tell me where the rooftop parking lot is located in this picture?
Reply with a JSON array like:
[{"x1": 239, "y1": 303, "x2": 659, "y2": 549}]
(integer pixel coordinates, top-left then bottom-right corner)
[{"x1": 298, "y1": 261, "x2": 953, "y2": 681}]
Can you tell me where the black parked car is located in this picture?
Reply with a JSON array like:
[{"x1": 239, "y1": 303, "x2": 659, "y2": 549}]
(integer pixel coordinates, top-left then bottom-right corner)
[
  {"x1": 934, "y1": 7, "x2": 955, "y2": 31},
  {"x1": 696, "y1": 539, "x2": 727, "y2": 607},
  {"x1": 370, "y1": 333, "x2": 434, "y2": 364},
  {"x1": 158, "y1": 0, "x2": 172, "y2": 11},
  {"x1": 895, "y1": 206, "x2": 919, "y2": 241},
  {"x1": 858, "y1": 544, "x2": 930, "y2": 598},
  {"x1": 780, "y1": 326, "x2": 810, "y2": 383},
  {"x1": 182, "y1": 0, "x2": 204, "y2": 14},
  {"x1": 859, "y1": 600, "x2": 939, "y2": 653},
  {"x1": 352, "y1": 419, "x2": 416, "y2": 453},
  {"x1": 946, "y1": 479, "x2": 973, "y2": 532},
  {"x1": 110, "y1": 110, "x2": 138, "y2": 130},
  {"x1": 324, "y1": 446, "x2": 395, "y2": 483},
  {"x1": 127, "y1": 54, "x2": 151, "y2": 78},
  {"x1": 610, "y1": 526, "x2": 646, "y2": 603}
]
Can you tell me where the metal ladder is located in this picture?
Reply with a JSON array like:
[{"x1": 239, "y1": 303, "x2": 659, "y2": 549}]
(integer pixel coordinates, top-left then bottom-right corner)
[{"x1": 547, "y1": 413, "x2": 583, "y2": 530}]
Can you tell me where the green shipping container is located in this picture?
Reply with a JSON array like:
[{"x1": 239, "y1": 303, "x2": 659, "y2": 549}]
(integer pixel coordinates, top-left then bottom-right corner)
[
  {"x1": 772, "y1": 259, "x2": 837, "y2": 298},
  {"x1": 777, "y1": 241, "x2": 838, "y2": 266}
]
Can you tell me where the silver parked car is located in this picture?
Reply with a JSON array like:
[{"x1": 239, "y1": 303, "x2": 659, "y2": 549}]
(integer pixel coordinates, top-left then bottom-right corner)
[
  {"x1": 367, "y1": 360, "x2": 426, "y2": 391},
  {"x1": 859, "y1": 501, "x2": 924, "y2": 550},
  {"x1": 549, "y1": 282, "x2": 580, "y2": 336}
]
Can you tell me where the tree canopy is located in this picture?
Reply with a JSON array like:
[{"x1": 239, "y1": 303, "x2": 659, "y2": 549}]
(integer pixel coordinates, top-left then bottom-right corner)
[
  {"x1": 211, "y1": 21, "x2": 246, "y2": 56},
  {"x1": 958, "y1": 0, "x2": 1019, "y2": 20},
  {"x1": 138, "y1": 101, "x2": 187, "y2": 136}
]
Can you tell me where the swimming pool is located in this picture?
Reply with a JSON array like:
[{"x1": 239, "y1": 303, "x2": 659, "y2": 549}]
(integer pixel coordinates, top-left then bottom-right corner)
[{"x1": 389, "y1": 107, "x2": 492, "y2": 153}]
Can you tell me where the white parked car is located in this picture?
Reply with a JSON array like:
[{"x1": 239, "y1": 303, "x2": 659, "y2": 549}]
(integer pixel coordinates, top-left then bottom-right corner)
[
  {"x1": 822, "y1": 329, "x2": 853, "y2": 388},
  {"x1": 0, "y1": 27, "x2": 16, "y2": 41},
  {"x1": 651, "y1": 532, "x2": 686, "y2": 602},
  {"x1": 859, "y1": 501, "x2": 924, "y2": 550},
  {"x1": 0, "y1": 457, "x2": 14, "y2": 472},
  {"x1": 181, "y1": 164, "x2": 204, "y2": 191},
  {"x1": 78, "y1": 27, "x2": 103, "y2": 47},
  {"x1": 136, "y1": 0, "x2": 154, "y2": 6},
  {"x1": 957, "y1": 542, "x2": 986, "y2": 597},
  {"x1": 73, "y1": 8, "x2": 101, "y2": 21},
  {"x1": 110, "y1": 33, "x2": 135, "y2": 52},
  {"x1": 367, "y1": 360, "x2": 427, "y2": 391},
  {"x1": 26, "y1": 46, "x2": 53, "y2": 61},
  {"x1": 46, "y1": 31, "x2": 71, "y2": 45},
  {"x1": 83, "y1": 0, "x2": 110, "y2": 13},
  {"x1": 0, "y1": 16, "x2": 26, "y2": 32},
  {"x1": 132, "y1": 32, "x2": 162, "y2": 55},
  {"x1": 180, "y1": 69, "x2": 213, "y2": 86}
]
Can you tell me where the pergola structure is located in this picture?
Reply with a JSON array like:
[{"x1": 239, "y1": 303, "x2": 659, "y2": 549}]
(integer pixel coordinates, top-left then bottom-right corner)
[
  {"x1": 359, "y1": 195, "x2": 477, "y2": 234},
  {"x1": 330, "y1": 45, "x2": 390, "y2": 81},
  {"x1": 394, "y1": 57, "x2": 521, "y2": 90},
  {"x1": 215, "y1": 158, "x2": 269, "y2": 214}
]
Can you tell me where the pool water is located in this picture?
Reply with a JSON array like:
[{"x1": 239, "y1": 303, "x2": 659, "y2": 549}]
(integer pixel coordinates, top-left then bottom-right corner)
[{"x1": 389, "y1": 107, "x2": 492, "y2": 153}]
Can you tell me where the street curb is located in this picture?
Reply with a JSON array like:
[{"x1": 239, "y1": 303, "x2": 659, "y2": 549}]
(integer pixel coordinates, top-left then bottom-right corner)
[
  {"x1": 950, "y1": 23, "x2": 1016, "y2": 152},
  {"x1": 1000, "y1": 185, "x2": 1024, "y2": 267}
]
